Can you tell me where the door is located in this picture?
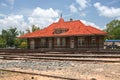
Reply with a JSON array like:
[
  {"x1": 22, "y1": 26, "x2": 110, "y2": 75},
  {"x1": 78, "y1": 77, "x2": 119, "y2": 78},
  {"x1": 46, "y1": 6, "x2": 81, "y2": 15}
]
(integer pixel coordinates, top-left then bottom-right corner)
[
  {"x1": 30, "y1": 39, "x2": 35, "y2": 49},
  {"x1": 70, "y1": 38, "x2": 74, "y2": 48}
]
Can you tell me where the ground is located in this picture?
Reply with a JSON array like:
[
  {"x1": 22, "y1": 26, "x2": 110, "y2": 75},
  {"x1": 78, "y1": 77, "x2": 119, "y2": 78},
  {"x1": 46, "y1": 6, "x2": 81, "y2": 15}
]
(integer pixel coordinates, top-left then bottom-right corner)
[{"x1": 0, "y1": 60, "x2": 120, "y2": 80}]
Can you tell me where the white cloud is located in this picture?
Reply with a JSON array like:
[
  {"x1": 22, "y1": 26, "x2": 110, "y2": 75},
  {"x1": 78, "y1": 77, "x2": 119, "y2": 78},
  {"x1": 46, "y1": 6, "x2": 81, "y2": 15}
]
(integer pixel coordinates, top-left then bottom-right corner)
[
  {"x1": 94, "y1": 2, "x2": 120, "y2": 18},
  {"x1": 79, "y1": 12, "x2": 86, "y2": 17},
  {"x1": 76, "y1": 0, "x2": 90, "y2": 10},
  {"x1": 17, "y1": 8, "x2": 33, "y2": 16},
  {"x1": 69, "y1": 0, "x2": 90, "y2": 17},
  {"x1": 28, "y1": 7, "x2": 59, "y2": 28},
  {"x1": 0, "y1": 7, "x2": 59, "y2": 32},
  {"x1": 31, "y1": 7, "x2": 58, "y2": 18},
  {"x1": 0, "y1": 14, "x2": 6, "y2": 17},
  {"x1": 69, "y1": 4, "x2": 77, "y2": 13},
  {"x1": 81, "y1": 20, "x2": 100, "y2": 29},
  {"x1": 0, "y1": 15, "x2": 27, "y2": 31},
  {"x1": 0, "y1": 0, "x2": 15, "y2": 9},
  {"x1": 1, "y1": 3, "x2": 8, "y2": 7}
]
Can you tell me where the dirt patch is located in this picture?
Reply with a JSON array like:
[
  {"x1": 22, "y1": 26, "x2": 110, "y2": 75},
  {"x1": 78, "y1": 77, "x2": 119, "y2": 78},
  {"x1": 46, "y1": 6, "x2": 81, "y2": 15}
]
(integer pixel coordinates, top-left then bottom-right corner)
[{"x1": 0, "y1": 70, "x2": 62, "y2": 80}]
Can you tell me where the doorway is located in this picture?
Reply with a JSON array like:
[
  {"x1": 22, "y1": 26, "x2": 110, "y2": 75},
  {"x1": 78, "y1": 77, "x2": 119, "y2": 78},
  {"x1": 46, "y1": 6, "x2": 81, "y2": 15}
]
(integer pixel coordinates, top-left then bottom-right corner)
[{"x1": 70, "y1": 38, "x2": 74, "y2": 48}]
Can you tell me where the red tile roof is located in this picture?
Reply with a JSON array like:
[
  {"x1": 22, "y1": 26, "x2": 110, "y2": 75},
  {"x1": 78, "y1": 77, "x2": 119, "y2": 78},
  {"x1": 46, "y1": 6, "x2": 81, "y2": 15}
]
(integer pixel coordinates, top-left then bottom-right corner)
[{"x1": 19, "y1": 18, "x2": 107, "y2": 38}]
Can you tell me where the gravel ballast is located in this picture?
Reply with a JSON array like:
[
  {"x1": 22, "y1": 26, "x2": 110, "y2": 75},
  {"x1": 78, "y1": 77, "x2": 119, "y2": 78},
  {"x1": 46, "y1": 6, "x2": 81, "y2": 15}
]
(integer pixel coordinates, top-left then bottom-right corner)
[{"x1": 0, "y1": 60, "x2": 120, "y2": 80}]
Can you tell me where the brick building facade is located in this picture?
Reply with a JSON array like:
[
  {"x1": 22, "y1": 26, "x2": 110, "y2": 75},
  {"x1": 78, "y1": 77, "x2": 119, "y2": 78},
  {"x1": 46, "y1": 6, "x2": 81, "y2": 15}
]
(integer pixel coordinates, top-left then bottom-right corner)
[{"x1": 19, "y1": 17, "x2": 106, "y2": 50}]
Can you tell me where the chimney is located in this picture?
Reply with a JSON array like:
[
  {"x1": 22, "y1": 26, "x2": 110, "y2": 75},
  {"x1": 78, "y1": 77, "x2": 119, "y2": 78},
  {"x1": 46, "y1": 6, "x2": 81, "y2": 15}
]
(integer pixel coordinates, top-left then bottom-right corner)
[{"x1": 70, "y1": 18, "x2": 73, "y2": 21}]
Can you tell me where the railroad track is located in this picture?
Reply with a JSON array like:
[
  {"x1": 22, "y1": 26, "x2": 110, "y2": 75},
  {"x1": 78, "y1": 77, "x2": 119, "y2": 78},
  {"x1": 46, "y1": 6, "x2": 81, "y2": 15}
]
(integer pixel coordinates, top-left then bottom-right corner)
[
  {"x1": 0, "y1": 51, "x2": 120, "y2": 80},
  {"x1": 0, "y1": 69, "x2": 82, "y2": 80},
  {"x1": 0, "y1": 51, "x2": 120, "y2": 63}
]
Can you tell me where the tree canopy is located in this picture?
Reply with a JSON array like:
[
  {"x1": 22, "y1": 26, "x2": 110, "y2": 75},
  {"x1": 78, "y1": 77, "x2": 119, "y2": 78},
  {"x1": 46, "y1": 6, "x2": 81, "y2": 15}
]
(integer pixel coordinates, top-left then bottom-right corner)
[
  {"x1": 1, "y1": 27, "x2": 18, "y2": 47},
  {"x1": 0, "y1": 24, "x2": 40, "y2": 48},
  {"x1": 26, "y1": 24, "x2": 40, "y2": 33},
  {"x1": 105, "y1": 19, "x2": 120, "y2": 39}
]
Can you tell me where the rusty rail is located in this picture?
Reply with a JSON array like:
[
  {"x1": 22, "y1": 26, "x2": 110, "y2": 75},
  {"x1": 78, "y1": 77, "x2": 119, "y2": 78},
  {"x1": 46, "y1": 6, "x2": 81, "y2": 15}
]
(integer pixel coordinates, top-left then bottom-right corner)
[
  {"x1": 0, "y1": 69, "x2": 83, "y2": 80},
  {"x1": 0, "y1": 49, "x2": 120, "y2": 63}
]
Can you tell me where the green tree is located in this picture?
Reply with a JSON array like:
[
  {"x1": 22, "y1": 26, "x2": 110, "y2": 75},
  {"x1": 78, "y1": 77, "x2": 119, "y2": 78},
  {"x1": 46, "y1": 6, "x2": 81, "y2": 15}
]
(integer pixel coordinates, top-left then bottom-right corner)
[
  {"x1": 1, "y1": 27, "x2": 18, "y2": 47},
  {"x1": 19, "y1": 41, "x2": 27, "y2": 49},
  {"x1": 19, "y1": 31, "x2": 25, "y2": 36},
  {"x1": 0, "y1": 35, "x2": 6, "y2": 48},
  {"x1": 25, "y1": 24, "x2": 40, "y2": 33},
  {"x1": 31, "y1": 24, "x2": 40, "y2": 32},
  {"x1": 105, "y1": 19, "x2": 120, "y2": 39},
  {"x1": 26, "y1": 28, "x2": 31, "y2": 33}
]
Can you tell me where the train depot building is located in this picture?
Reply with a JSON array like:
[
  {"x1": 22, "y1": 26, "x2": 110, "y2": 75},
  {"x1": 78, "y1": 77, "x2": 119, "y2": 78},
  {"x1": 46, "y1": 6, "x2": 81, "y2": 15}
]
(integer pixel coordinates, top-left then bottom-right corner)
[{"x1": 19, "y1": 17, "x2": 106, "y2": 50}]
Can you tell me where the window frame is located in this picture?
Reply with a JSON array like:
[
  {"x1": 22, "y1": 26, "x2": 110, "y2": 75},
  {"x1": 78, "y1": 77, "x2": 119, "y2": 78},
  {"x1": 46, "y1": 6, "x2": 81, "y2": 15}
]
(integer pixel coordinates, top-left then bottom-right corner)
[
  {"x1": 41, "y1": 38, "x2": 46, "y2": 46},
  {"x1": 91, "y1": 37, "x2": 96, "y2": 46},
  {"x1": 78, "y1": 37, "x2": 85, "y2": 46},
  {"x1": 56, "y1": 37, "x2": 60, "y2": 46},
  {"x1": 61, "y1": 38, "x2": 66, "y2": 46}
]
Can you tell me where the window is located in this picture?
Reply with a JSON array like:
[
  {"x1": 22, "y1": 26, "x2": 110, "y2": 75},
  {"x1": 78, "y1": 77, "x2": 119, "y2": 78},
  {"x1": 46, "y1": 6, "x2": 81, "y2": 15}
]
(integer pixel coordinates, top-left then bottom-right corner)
[
  {"x1": 54, "y1": 28, "x2": 68, "y2": 34},
  {"x1": 61, "y1": 38, "x2": 66, "y2": 46},
  {"x1": 30, "y1": 39, "x2": 34, "y2": 45},
  {"x1": 91, "y1": 37, "x2": 96, "y2": 45},
  {"x1": 41, "y1": 38, "x2": 46, "y2": 46},
  {"x1": 78, "y1": 37, "x2": 85, "y2": 46},
  {"x1": 57, "y1": 38, "x2": 60, "y2": 46}
]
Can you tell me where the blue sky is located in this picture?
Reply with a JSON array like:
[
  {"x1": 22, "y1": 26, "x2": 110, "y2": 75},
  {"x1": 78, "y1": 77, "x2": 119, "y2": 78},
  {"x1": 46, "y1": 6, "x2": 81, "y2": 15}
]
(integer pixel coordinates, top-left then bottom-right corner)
[{"x1": 0, "y1": 0, "x2": 120, "y2": 32}]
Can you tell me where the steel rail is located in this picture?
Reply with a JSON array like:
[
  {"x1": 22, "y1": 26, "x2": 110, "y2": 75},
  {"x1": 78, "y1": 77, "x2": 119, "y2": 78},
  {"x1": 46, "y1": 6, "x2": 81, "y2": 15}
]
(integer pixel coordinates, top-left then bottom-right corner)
[{"x1": 0, "y1": 69, "x2": 83, "y2": 80}]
